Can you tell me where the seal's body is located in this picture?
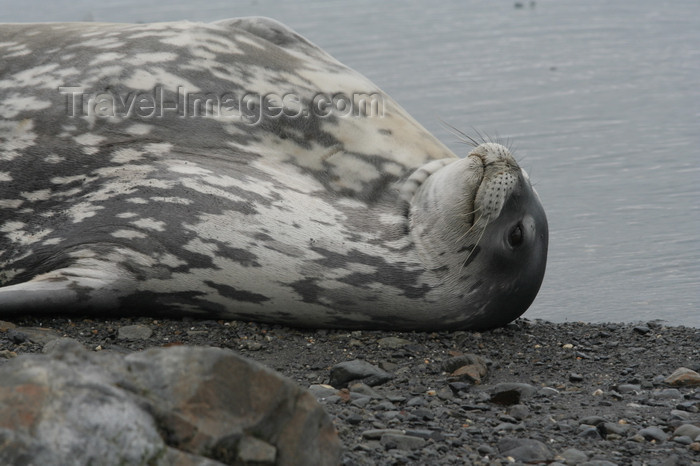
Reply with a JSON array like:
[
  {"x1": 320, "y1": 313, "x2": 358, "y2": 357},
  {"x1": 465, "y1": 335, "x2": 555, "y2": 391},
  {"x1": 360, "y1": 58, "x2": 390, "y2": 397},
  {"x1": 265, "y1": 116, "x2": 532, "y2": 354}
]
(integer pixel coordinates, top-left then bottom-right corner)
[{"x1": 0, "y1": 18, "x2": 547, "y2": 329}]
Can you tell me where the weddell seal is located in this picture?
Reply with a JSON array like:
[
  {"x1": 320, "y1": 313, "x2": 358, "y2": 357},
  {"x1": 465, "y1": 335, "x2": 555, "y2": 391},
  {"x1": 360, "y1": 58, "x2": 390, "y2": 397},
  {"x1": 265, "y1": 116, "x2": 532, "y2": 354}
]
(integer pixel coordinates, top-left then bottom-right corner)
[{"x1": 0, "y1": 18, "x2": 548, "y2": 330}]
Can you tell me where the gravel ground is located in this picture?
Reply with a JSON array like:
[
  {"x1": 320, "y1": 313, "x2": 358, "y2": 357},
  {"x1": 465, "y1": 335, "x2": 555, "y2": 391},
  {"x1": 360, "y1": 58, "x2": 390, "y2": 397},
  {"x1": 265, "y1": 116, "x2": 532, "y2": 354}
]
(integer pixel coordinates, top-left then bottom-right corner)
[{"x1": 1, "y1": 316, "x2": 699, "y2": 465}]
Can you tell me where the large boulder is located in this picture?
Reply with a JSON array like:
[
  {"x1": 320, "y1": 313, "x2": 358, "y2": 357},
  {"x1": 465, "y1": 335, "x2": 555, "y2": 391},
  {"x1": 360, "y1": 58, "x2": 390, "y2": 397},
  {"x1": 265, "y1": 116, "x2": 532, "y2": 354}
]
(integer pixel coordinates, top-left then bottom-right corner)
[{"x1": 0, "y1": 340, "x2": 340, "y2": 465}]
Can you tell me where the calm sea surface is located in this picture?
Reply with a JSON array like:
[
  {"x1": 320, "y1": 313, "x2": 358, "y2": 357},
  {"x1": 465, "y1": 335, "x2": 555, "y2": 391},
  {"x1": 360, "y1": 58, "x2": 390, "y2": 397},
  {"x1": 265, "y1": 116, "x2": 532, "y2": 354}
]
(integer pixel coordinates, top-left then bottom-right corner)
[{"x1": 2, "y1": 0, "x2": 698, "y2": 327}]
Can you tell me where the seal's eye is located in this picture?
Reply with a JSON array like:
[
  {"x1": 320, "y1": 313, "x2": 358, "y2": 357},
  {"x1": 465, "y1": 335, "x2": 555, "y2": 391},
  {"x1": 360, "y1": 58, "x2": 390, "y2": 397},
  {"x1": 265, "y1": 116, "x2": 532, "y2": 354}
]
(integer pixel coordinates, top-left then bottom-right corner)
[{"x1": 508, "y1": 224, "x2": 524, "y2": 248}]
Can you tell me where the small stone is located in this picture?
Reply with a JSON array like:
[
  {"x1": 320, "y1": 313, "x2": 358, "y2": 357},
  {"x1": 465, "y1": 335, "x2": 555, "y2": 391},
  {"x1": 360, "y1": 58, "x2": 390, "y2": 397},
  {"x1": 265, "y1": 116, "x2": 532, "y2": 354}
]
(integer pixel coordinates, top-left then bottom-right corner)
[
  {"x1": 654, "y1": 388, "x2": 682, "y2": 399},
  {"x1": 9, "y1": 327, "x2": 63, "y2": 345},
  {"x1": 404, "y1": 429, "x2": 441, "y2": 440},
  {"x1": 673, "y1": 436, "x2": 693, "y2": 445},
  {"x1": 448, "y1": 382, "x2": 471, "y2": 394},
  {"x1": 348, "y1": 382, "x2": 383, "y2": 399},
  {"x1": 670, "y1": 409, "x2": 692, "y2": 421},
  {"x1": 557, "y1": 447, "x2": 588, "y2": 465},
  {"x1": 633, "y1": 325, "x2": 651, "y2": 335},
  {"x1": 569, "y1": 373, "x2": 584, "y2": 382},
  {"x1": 350, "y1": 396, "x2": 371, "y2": 408},
  {"x1": 0, "y1": 320, "x2": 16, "y2": 331},
  {"x1": 374, "y1": 400, "x2": 397, "y2": 411},
  {"x1": 376, "y1": 337, "x2": 411, "y2": 349},
  {"x1": 665, "y1": 367, "x2": 700, "y2": 387},
  {"x1": 449, "y1": 364, "x2": 486, "y2": 384},
  {"x1": 579, "y1": 415, "x2": 606, "y2": 426},
  {"x1": 0, "y1": 350, "x2": 17, "y2": 359},
  {"x1": 673, "y1": 424, "x2": 700, "y2": 440},
  {"x1": 489, "y1": 383, "x2": 537, "y2": 405},
  {"x1": 579, "y1": 427, "x2": 601, "y2": 439},
  {"x1": 592, "y1": 389, "x2": 604, "y2": 396},
  {"x1": 380, "y1": 433, "x2": 426, "y2": 451},
  {"x1": 615, "y1": 383, "x2": 641, "y2": 394},
  {"x1": 508, "y1": 404, "x2": 530, "y2": 420},
  {"x1": 329, "y1": 359, "x2": 392, "y2": 388},
  {"x1": 498, "y1": 437, "x2": 553, "y2": 463},
  {"x1": 477, "y1": 444, "x2": 496, "y2": 456},
  {"x1": 493, "y1": 422, "x2": 523, "y2": 432},
  {"x1": 436, "y1": 386, "x2": 454, "y2": 400},
  {"x1": 362, "y1": 429, "x2": 404, "y2": 440},
  {"x1": 117, "y1": 324, "x2": 153, "y2": 340},
  {"x1": 406, "y1": 396, "x2": 426, "y2": 407},
  {"x1": 308, "y1": 384, "x2": 337, "y2": 400},
  {"x1": 600, "y1": 422, "x2": 628, "y2": 436},
  {"x1": 42, "y1": 337, "x2": 83, "y2": 354},
  {"x1": 690, "y1": 442, "x2": 700, "y2": 452},
  {"x1": 537, "y1": 387, "x2": 560, "y2": 397},
  {"x1": 442, "y1": 354, "x2": 488, "y2": 373},
  {"x1": 243, "y1": 341, "x2": 263, "y2": 351},
  {"x1": 638, "y1": 426, "x2": 668, "y2": 442},
  {"x1": 236, "y1": 435, "x2": 277, "y2": 465}
]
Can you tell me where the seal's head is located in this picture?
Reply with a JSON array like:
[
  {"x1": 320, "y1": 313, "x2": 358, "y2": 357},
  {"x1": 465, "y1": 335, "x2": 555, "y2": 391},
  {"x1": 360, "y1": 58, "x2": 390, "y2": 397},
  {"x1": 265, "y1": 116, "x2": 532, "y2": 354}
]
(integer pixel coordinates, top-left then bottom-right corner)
[{"x1": 409, "y1": 142, "x2": 548, "y2": 329}]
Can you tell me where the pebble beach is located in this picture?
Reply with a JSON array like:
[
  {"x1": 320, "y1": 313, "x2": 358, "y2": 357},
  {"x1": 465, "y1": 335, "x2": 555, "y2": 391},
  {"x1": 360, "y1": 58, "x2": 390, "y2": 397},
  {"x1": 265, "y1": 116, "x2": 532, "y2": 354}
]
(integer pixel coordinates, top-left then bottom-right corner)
[{"x1": 1, "y1": 317, "x2": 698, "y2": 465}]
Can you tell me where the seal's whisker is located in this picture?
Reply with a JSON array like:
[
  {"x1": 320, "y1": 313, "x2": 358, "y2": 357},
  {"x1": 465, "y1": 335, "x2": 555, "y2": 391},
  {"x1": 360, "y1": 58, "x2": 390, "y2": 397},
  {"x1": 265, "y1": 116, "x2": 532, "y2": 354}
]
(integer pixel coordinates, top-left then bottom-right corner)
[
  {"x1": 456, "y1": 207, "x2": 482, "y2": 219},
  {"x1": 460, "y1": 215, "x2": 490, "y2": 273},
  {"x1": 457, "y1": 210, "x2": 485, "y2": 242},
  {"x1": 439, "y1": 120, "x2": 481, "y2": 148}
]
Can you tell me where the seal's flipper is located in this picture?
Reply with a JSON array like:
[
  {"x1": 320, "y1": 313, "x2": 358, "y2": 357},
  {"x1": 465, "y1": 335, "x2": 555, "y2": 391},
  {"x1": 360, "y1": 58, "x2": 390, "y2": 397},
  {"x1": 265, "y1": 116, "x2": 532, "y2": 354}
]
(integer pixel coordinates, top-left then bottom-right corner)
[{"x1": 0, "y1": 264, "x2": 134, "y2": 315}]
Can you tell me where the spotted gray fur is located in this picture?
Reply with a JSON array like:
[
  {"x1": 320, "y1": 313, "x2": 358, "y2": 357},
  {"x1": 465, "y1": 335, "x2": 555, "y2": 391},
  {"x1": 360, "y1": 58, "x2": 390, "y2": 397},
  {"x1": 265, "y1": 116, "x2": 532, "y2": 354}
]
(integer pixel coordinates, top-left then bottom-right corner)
[{"x1": 0, "y1": 18, "x2": 548, "y2": 329}]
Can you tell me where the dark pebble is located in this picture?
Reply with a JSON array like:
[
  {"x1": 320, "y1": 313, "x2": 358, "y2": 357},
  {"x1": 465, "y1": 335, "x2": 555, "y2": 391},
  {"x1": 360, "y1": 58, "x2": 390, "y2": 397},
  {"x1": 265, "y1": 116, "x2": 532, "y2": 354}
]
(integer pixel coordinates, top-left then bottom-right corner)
[{"x1": 329, "y1": 359, "x2": 392, "y2": 388}]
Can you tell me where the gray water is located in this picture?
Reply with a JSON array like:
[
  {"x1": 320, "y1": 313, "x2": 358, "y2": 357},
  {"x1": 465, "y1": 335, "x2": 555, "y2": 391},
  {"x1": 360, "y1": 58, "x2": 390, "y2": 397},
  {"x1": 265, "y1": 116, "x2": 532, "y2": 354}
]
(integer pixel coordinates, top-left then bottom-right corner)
[{"x1": 2, "y1": 0, "x2": 698, "y2": 327}]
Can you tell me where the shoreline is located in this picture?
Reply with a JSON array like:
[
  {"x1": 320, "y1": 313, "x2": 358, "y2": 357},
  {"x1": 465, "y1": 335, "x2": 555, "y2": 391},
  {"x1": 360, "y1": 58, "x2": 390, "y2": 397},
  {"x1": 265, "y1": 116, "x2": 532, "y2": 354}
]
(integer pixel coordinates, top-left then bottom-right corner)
[{"x1": 1, "y1": 317, "x2": 698, "y2": 465}]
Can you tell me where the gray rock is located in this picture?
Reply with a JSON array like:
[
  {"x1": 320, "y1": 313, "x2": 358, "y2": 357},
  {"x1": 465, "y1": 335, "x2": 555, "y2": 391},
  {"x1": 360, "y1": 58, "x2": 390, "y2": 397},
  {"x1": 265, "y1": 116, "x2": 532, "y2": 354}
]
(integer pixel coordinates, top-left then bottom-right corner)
[
  {"x1": 0, "y1": 340, "x2": 340, "y2": 466},
  {"x1": 665, "y1": 367, "x2": 700, "y2": 387},
  {"x1": 600, "y1": 422, "x2": 628, "y2": 436},
  {"x1": 615, "y1": 383, "x2": 641, "y2": 394},
  {"x1": 498, "y1": 437, "x2": 553, "y2": 463},
  {"x1": 494, "y1": 422, "x2": 524, "y2": 433},
  {"x1": 579, "y1": 427, "x2": 601, "y2": 439},
  {"x1": 580, "y1": 461, "x2": 618, "y2": 466},
  {"x1": 404, "y1": 429, "x2": 442, "y2": 440},
  {"x1": 117, "y1": 324, "x2": 153, "y2": 340},
  {"x1": 42, "y1": 337, "x2": 83, "y2": 354},
  {"x1": 653, "y1": 388, "x2": 682, "y2": 399},
  {"x1": 579, "y1": 415, "x2": 607, "y2": 426},
  {"x1": 362, "y1": 429, "x2": 404, "y2": 440},
  {"x1": 235, "y1": 435, "x2": 277, "y2": 465},
  {"x1": 558, "y1": 447, "x2": 589, "y2": 465},
  {"x1": 376, "y1": 337, "x2": 411, "y2": 349},
  {"x1": 537, "y1": 386, "x2": 560, "y2": 397},
  {"x1": 674, "y1": 424, "x2": 700, "y2": 441},
  {"x1": 477, "y1": 444, "x2": 496, "y2": 456},
  {"x1": 380, "y1": 433, "x2": 426, "y2": 451},
  {"x1": 348, "y1": 382, "x2": 384, "y2": 398},
  {"x1": 406, "y1": 396, "x2": 427, "y2": 407},
  {"x1": 329, "y1": 359, "x2": 392, "y2": 388},
  {"x1": 673, "y1": 436, "x2": 693, "y2": 445},
  {"x1": 308, "y1": 384, "x2": 338, "y2": 400},
  {"x1": 489, "y1": 383, "x2": 538, "y2": 405},
  {"x1": 508, "y1": 404, "x2": 530, "y2": 420},
  {"x1": 638, "y1": 426, "x2": 668, "y2": 442},
  {"x1": 442, "y1": 353, "x2": 488, "y2": 373},
  {"x1": 8, "y1": 327, "x2": 63, "y2": 345}
]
